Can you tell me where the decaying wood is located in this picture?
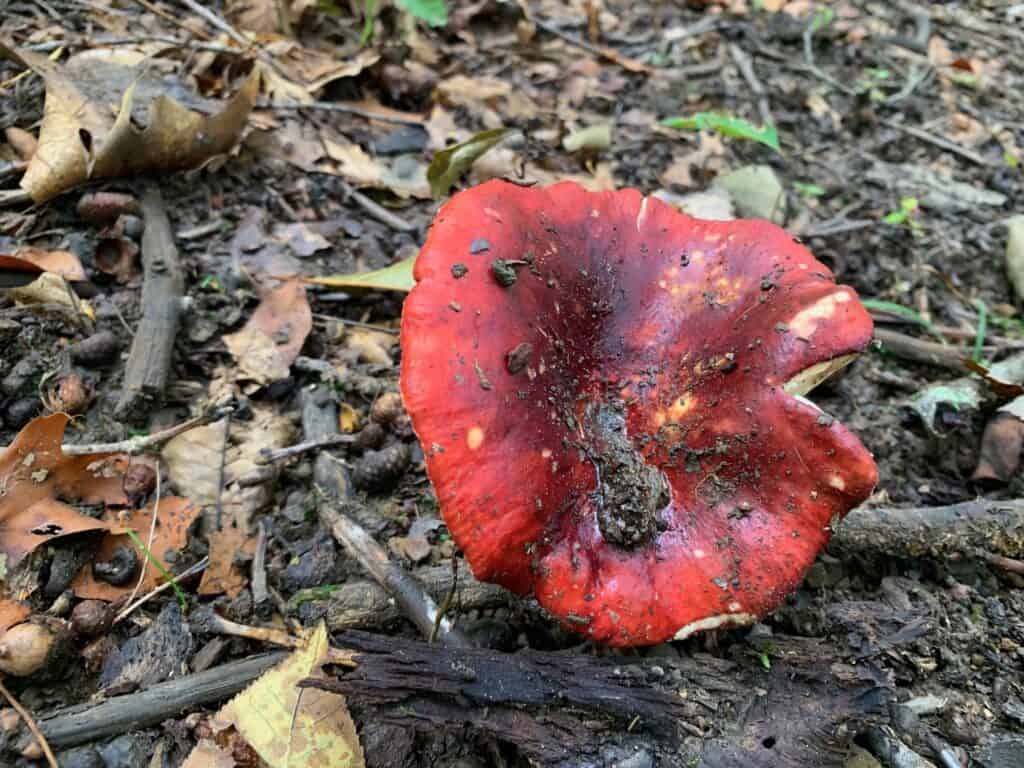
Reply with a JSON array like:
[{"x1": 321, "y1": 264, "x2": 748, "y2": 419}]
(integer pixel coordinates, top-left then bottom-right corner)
[
  {"x1": 835, "y1": 499, "x2": 1024, "y2": 559},
  {"x1": 303, "y1": 630, "x2": 889, "y2": 768},
  {"x1": 114, "y1": 184, "x2": 184, "y2": 420},
  {"x1": 299, "y1": 385, "x2": 472, "y2": 647},
  {"x1": 321, "y1": 563, "x2": 512, "y2": 632},
  {"x1": 10, "y1": 653, "x2": 285, "y2": 754}
]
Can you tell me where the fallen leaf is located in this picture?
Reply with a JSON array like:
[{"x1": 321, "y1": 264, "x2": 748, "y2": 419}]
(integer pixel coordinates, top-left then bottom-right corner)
[
  {"x1": 181, "y1": 740, "x2": 236, "y2": 768},
  {"x1": 0, "y1": 598, "x2": 30, "y2": 634},
  {"x1": 213, "y1": 622, "x2": 364, "y2": 768},
  {"x1": 0, "y1": 414, "x2": 126, "y2": 570},
  {"x1": 223, "y1": 278, "x2": 312, "y2": 384},
  {"x1": 71, "y1": 496, "x2": 201, "y2": 600},
  {"x1": 226, "y1": 0, "x2": 280, "y2": 34},
  {"x1": 263, "y1": 43, "x2": 380, "y2": 100},
  {"x1": 2, "y1": 247, "x2": 86, "y2": 280},
  {"x1": 972, "y1": 407, "x2": 1024, "y2": 485},
  {"x1": 338, "y1": 403, "x2": 361, "y2": 433},
  {"x1": 0, "y1": 39, "x2": 259, "y2": 202},
  {"x1": 469, "y1": 147, "x2": 617, "y2": 191},
  {"x1": 324, "y1": 139, "x2": 386, "y2": 187},
  {"x1": 309, "y1": 256, "x2": 416, "y2": 293},
  {"x1": 162, "y1": 407, "x2": 294, "y2": 596},
  {"x1": 271, "y1": 222, "x2": 331, "y2": 258},
  {"x1": 245, "y1": 120, "x2": 324, "y2": 171},
  {"x1": 427, "y1": 127, "x2": 519, "y2": 198},
  {"x1": 344, "y1": 328, "x2": 397, "y2": 367},
  {"x1": 5, "y1": 272, "x2": 95, "y2": 320},
  {"x1": 659, "y1": 132, "x2": 726, "y2": 189}
]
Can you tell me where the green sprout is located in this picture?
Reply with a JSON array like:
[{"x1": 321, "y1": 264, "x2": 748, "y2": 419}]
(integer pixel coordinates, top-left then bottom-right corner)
[{"x1": 883, "y1": 196, "x2": 922, "y2": 235}]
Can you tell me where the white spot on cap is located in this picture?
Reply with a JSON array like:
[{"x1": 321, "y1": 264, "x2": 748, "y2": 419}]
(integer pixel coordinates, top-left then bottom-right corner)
[
  {"x1": 636, "y1": 196, "x2": 649, "y2": 231},
  {"x1": 541, "y1": 448, "x2": 552, "y2": 459},
  {"x1": 829, "y1": 475, "x2": 846, "y2": 491},
  {"x1": 788, "y1": 291, "x2": 852, "y2": 338},
  {"x1": 467, "y1": 426, "x2": 484, "y2": 450},
  {"x1": 728, "y1": 602, "x2": 742, "y2": 613},
  {"x1": 693, "y1": 549, "x2": 705, "y2": 559},
  {"x1": 672, "y1": 612, "x2": 756, "y2": 640}
]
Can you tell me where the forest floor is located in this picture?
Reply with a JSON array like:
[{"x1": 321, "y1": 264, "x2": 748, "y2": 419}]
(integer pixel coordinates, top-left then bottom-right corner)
[{"x1": 1, "y1": 1, "x2": 1023, "y2": 767}]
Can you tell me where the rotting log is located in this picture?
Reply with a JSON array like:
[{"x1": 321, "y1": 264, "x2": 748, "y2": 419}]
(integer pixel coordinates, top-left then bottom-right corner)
[
  {"x1": 302, "y1": 630, "x2": 889, "y2": 768},
  {"x1": 114, "y1": 184, "x2": 184, "y2": 420},
  {"x1": 835, "y1": 499, "x2": 1024, "y2": 559}
]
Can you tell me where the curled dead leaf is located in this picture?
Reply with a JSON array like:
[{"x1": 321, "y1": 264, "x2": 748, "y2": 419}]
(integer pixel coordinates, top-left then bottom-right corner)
[{"x1": 0, "y1": 39, "x2": 259, "y2": 202}]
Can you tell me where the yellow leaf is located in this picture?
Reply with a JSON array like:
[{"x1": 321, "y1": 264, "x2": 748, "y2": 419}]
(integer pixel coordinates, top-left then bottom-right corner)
[{"x1": 217, "y1": 622, "x2": 363, "y2": 768}]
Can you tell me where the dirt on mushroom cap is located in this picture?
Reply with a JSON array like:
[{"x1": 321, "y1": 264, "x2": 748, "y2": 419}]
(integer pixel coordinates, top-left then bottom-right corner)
[{"x1": 400, "y1": 180, "x2": 877, "y2": 647}]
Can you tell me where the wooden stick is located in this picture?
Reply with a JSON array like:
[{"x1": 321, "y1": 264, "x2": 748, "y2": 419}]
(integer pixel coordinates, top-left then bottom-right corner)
[
  {"x1": 0, "y1": 676, "x2": 58, "y2": 767},
  {"x1": 834, "y1": 499, "x2": 1024, "y2": 559},
  {"x1": 115, "y1": 185, "x2": 184, "y2": 421},
  {"x1": 21, "y1": 653, "x2": 286, "y2": 753}
]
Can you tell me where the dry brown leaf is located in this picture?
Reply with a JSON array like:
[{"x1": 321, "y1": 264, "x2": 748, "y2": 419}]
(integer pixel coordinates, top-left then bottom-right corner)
[
  {"x1": 0, "y1": 598, "x2": 30, "y2": 635},
  {"x1": 245, "y1": 120, "x2": 324, "y2": 171},
  {"x1": 181, "y1": 740, "x2": 237, "y2": 768},
  {"x1": 0, "y1": 414, "x2": 126, "y2": 570},
  {"x1": 0, "y1": 247, "x2": 86, "y2": 281},
  {"x1": 469, "y1": 148, "x2": 616, "y2": 191},
  {"x1": 658, "y1": 133, "x2": 727, "y2": 189},
  {"x1": 223, "y1": 278, "x2": 312, "y2": 384},
  {"x1": 162, "y1": 407, "x2": 294, "y2": 596},
  {"x1": 226, "y1": 0, "x2": 280, "y2": 34},
  {"x1": 344, "y1": 328, "x2": 396, "y2": 368},
  {"x1": 71, "y1": 496, "x2": 201, "y2": 600},
  {"x1": 324, "y1": 139, "x2": 384, "y2": 187},
  {"x1": 0, "y1": 39, "x2": 259, "y2": 203},
  {"x1": 259, "y1": 47, "x2": 379, "y2": 104},
  {"x1": 6, "y1": 272, "x2": 94, "y2": 320}
]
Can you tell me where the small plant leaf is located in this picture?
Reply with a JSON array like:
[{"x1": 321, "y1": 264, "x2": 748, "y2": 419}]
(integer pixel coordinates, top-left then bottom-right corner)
[
  {"x1": 310, "y1": 256, "x2": 416, "y2": 293},
  {"x1": 395, "y1": 0, "x2": 447, "y2": 27},
  {"x1": 661, "y1": 112, "x2": 780, "y2": 153},
  {"x1": 428, "y1": 127, "x2": 519, "y2": 199}
]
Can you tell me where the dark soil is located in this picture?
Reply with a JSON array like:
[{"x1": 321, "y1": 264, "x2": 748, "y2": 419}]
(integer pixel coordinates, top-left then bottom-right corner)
[{"x1": 1, "y1": 1, "x2": 1023, "y2": 767}]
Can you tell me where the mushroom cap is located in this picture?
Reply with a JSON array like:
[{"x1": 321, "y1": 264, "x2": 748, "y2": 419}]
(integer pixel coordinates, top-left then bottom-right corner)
[{"x1": 401, "y1": 180, "x2": 877, "y2": 646}]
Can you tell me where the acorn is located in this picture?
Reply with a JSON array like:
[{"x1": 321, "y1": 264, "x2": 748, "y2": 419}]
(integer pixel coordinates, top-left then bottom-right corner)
[
  {"x1": 0, "y1": 617, "x2": 71, "y2": 678},
  {"x1": 370, "y1": 392, "x2": 407, "y2": 427},
  {"x1": 352, "y1": 443, "x2": 411, "y2": 491},
  {"x1": 71, "y1": 599, "x2": 113, "y2": 638}
]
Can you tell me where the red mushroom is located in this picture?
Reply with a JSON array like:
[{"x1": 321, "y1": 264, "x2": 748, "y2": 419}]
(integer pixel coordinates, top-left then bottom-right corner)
[{"x1": 400, "y1": 180, "x2": 877, "y2": 647}]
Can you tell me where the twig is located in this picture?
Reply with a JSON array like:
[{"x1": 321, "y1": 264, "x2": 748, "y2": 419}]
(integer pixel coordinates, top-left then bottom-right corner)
[
  {"x1": 258, "y1": 434, "x2": 357, "y2": 464},
  {"x1": 122, "y1": 465, "x2": 162, "y2": 610},
  {"x1": 310, "y1": 314, "x2": 400, "y2": 335},
  {"x1": 317, "y1": 564, "x2": 510, "y2": 633},
  {"x1": 332, "y1": 177, "x2": 415, "y2": 232},
  {"x1": 879, "y1": 118, "x2": 995, "y2": 167},
  {"x1": 728, "y1": 44, "x2": 773, "y2": 128},
  {"x1": 60, "y1": 405, "x2": 227, "y2": 456},
  {"x1": 982, "y1": 551, "x2": 1024, "y2": 575},
  {"x1": 132, "y1": 0, "x2": 213, "y2": 38},
  {"x1": 25, "y1": 653, "x2": 287, "y2": 752},
  {"x1": 190, "y1": 610, "x2": 356, "y2": 665},
  {"x1": 0, "y1": 189, "x2": 32, "y2": 208},
  {"x1": 213, "y1": 414, "x2": 230, "y2": 530},
  {"x1": 318, "y1": 497, "x2": 473, "y2": 648},
  {"x1": 0, "y1": 676, "x2": 58, "y2": 767},
  {"x1": 113, "y1": 557, "x2": 208, "y2": 624},
  {"x1": 800, "y1": 219, "x2": 875, "y2": 238},
  {"x1": 834, "y1": 499, "x2": 1024, "y2": 560},
  {"x1": 521, "y1": 5, "x2": 655, "y2": 74},
  {"x1": 262, "y1": 100, "x2": 425, "y2": 127},
  {"x1": 874, "y1": 328, "x2": 972, "y2": 371},
  {"x1": 115, "y1": 185, "x2": 185, "y2": 421},
  {"x1": 802, "y1": 16, "x2": 857, "y2": 95},
  {"x1": 251, "y1": 521, "x2": 270, "y2": 608},
  {"x1": 0, "y1": 160, "x2": 27, "y2": 181},
  {"x1": 176, "y1": 220, "x2": 224, "y2": 241}
]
